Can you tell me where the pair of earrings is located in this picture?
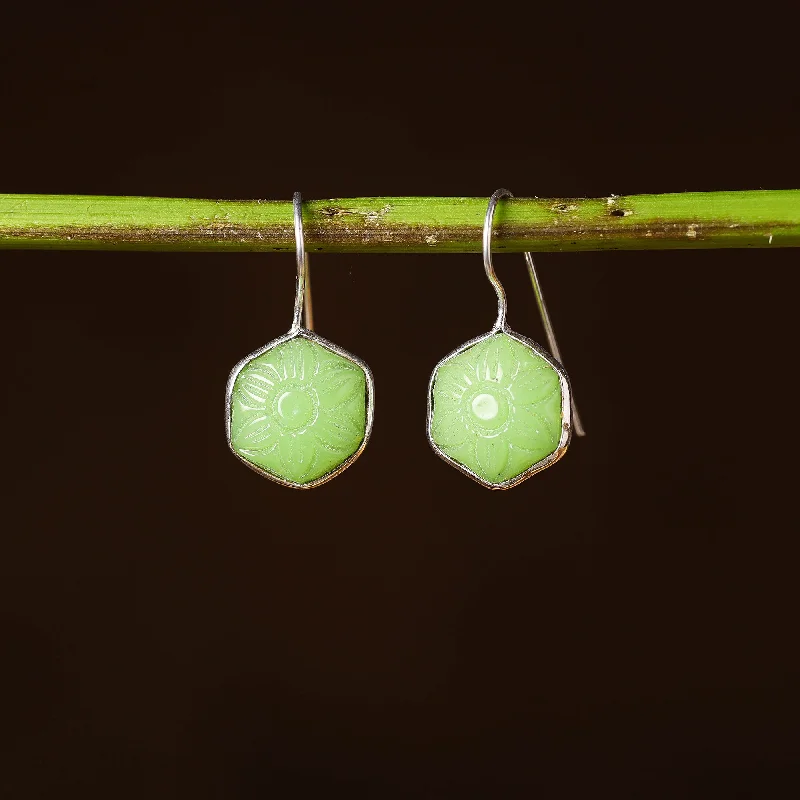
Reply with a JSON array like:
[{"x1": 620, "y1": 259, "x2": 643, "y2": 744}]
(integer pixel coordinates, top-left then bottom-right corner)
[{"x1": 225, "y1": 190, "x2": 584, "y2": 490}]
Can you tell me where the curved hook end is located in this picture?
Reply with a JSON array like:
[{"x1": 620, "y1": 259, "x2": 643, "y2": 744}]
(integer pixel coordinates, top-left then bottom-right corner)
[
  {"x1": 484, "y1": 189, "x2": 514, "y2": 330},
  {"x1": 291, "y1": 192, "x2": 309, "y2": 331}
]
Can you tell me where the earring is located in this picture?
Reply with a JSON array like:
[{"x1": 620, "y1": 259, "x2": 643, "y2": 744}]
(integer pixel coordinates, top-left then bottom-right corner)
[
  {"x1": 426, "y1": 189, "x2": 584, "y2": 489},
  {"x1": 225, "y1": 193, "x2": 374, "y2": 488}
]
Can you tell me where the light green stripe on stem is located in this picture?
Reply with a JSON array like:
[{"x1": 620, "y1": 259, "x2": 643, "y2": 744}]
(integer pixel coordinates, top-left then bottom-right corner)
[{"x1": 1, "y1": 191, "x2": 798, "y2": 253}]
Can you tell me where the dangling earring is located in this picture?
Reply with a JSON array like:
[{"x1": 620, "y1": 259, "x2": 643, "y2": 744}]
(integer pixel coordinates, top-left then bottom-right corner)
[
  {"x1": 225, "y1": 193, "x2": 374, "y2": 488},
  {"x1": 426, "y1": 189, "x2": 584, "y2": 489}
]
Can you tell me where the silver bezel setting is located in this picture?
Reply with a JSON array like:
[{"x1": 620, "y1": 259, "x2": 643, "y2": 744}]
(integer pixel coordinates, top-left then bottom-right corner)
[
  {"x1": 225, "y1": 327, "x2": 375, "y2": 489},
  {"x1": 426, "y1": 325, "x2": 573, "y2": 490}
]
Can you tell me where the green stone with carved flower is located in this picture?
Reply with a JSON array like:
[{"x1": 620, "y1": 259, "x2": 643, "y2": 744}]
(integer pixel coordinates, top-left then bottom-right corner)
[
  {"x1": 230, "y1": 337, "x2": 367, "y2": 484},
  {"x1": 430, "y1": 332, "x2": 563, "y2": 484}
]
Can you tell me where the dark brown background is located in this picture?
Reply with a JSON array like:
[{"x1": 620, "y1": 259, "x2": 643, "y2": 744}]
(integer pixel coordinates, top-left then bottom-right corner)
[{"x1": 1, "y1": 4, "x2": 798, "y2": 798}]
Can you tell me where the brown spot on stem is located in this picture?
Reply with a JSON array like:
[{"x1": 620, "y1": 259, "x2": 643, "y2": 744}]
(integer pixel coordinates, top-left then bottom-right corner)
[{"x1": 551, "y1": 203, "x2": 579, "y2": 214}]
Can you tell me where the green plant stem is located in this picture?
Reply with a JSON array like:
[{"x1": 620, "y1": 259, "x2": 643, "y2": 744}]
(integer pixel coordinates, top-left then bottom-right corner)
[{"x1": 1, "y1": 191, "x2": 798, "y2": 253}]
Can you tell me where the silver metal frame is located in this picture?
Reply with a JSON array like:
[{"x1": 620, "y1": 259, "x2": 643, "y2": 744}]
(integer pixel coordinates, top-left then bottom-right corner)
[
  {"x1": 426, "y1": 326, "x2": 572, "y2": 490},
  {"x1": 225, "y1": 327, "x2": 375, "y2": 489},
  {"x1": 425, "y1": 189, "x2": 578, "y2": 490},
  {"x1": 225, "y1": 192, "x2": 374, "y2": 489}
]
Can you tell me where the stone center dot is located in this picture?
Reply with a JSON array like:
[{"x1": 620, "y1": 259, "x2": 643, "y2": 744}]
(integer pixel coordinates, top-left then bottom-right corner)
[
  {"x1": 277, "y1": 390, "x2": 314, "y2": 428},
  {"x1": 471, "y1": 392, "x2": 499, "y2": 421}
]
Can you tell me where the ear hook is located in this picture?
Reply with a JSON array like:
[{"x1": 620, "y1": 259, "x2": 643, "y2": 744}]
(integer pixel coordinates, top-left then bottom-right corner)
[
  {"x1": 485, "y1": 188, "x2": 586, "y2": 437},
  {"x1": 291, "y1": 192, "x2": 314, "y2": 332},
  {"x1": 524, "y1": 251, "x2": 586, "y2": 437},
  {"x1": 483, "y1": 188, "x2": 512, "y2": 331}
]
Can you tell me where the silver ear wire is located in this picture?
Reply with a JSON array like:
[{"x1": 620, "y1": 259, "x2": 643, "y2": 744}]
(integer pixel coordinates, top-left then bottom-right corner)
[
  {"x1": 291, "y1": 192, "x2": 314, "y2": 332},
  {"x1": 524, "y1": 251, "x2": 585, "y2": 437},
  {"x1": 485, "y1": 189, "x2": 585, "y2": 437},
  {"x1": 483, "y1": 188, "x2": 512, "y2": 330}
]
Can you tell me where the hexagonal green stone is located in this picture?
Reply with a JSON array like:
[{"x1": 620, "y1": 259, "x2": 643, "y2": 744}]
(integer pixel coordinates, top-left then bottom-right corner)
[
  {"x1": 430, "y1": 332, "x2": 562, "y2": 484},
  {"x1": 230, "y1": 337, "x2": 367, "y2": 484}
]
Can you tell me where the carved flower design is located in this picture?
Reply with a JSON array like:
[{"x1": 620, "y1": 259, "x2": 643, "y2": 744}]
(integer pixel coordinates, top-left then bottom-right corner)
[
  {"x1": 430, "y1": 332, "x2": 563, "y2": 484},
  {"x1": 229, "y1": 337, "x2": 367, "y2": 484}
]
